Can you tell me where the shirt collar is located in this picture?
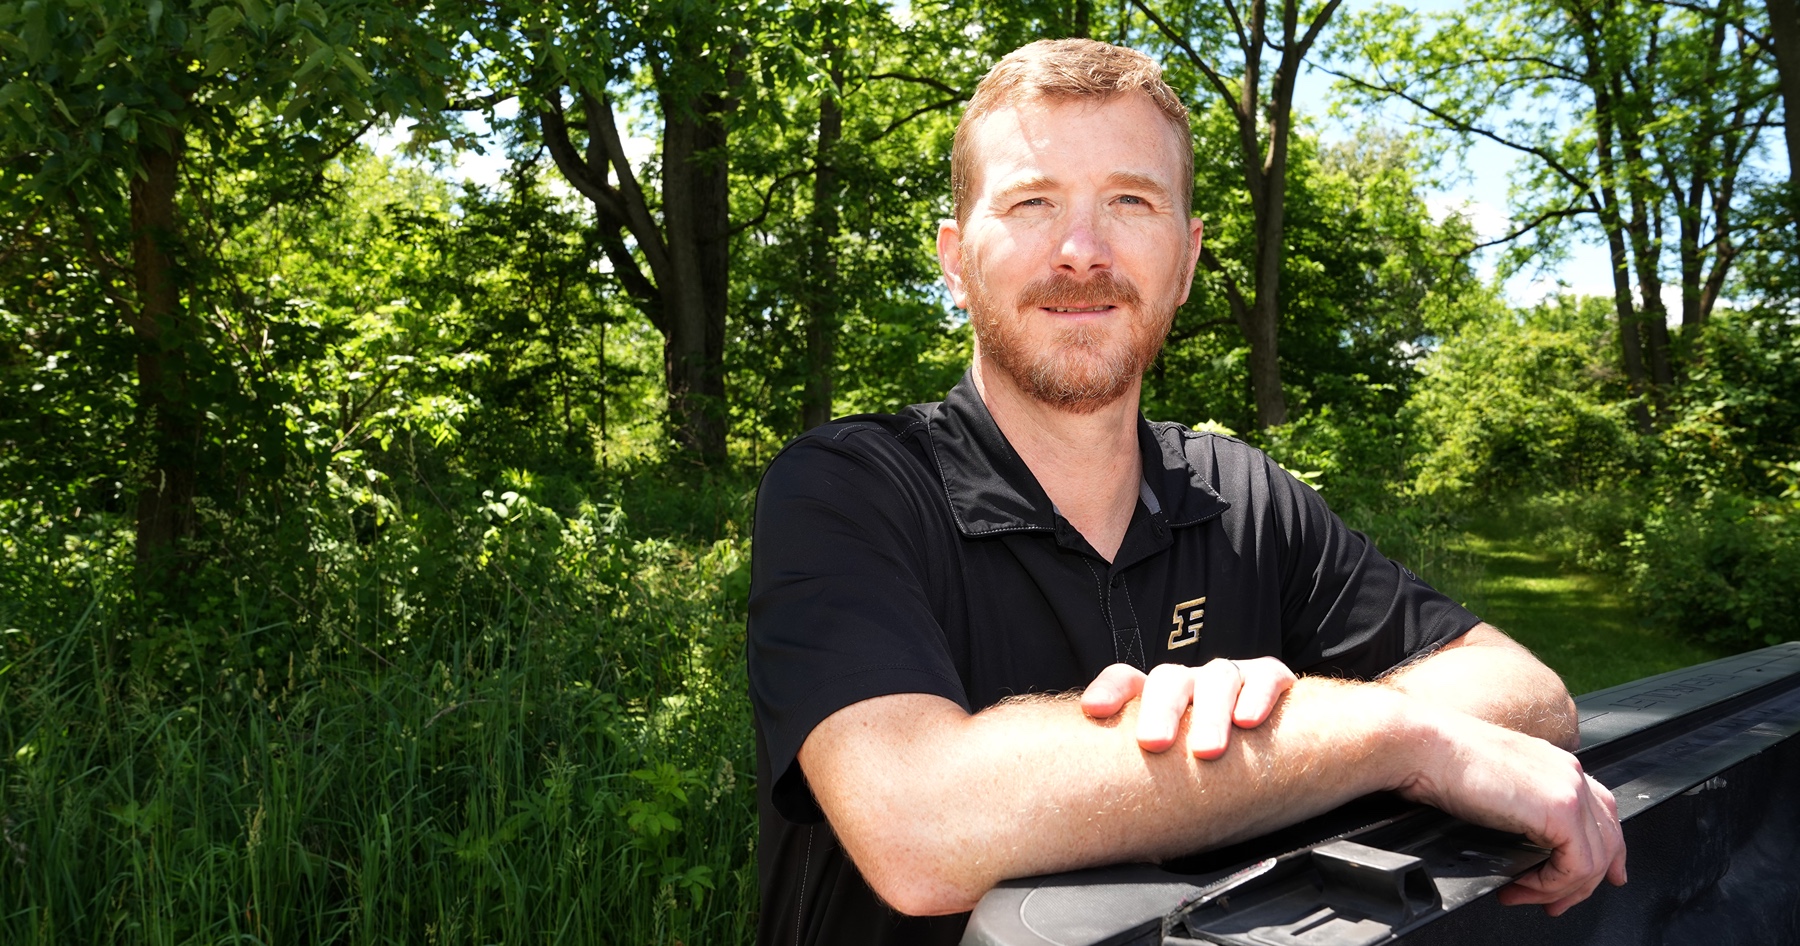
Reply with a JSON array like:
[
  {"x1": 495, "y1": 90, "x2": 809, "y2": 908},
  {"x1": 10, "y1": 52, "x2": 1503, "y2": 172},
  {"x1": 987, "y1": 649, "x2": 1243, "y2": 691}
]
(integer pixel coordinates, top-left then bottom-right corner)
[{"x1": 926, "y1": 370, "x2": 1230, "y2": 538}]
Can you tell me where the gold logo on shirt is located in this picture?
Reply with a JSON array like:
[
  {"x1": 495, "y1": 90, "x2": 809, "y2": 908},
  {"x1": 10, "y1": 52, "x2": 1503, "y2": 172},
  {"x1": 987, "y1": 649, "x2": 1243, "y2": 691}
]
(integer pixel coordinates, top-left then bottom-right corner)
[{"x1": 1168, "y1": 597, "x2": 1205, "y2": 650}]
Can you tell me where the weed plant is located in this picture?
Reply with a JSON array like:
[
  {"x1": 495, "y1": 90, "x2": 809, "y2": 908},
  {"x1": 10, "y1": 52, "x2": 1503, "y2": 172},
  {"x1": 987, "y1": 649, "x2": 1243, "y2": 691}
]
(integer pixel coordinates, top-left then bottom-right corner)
[{"x1": 0, "y1": 466, "x2": 759, "y2": 945}]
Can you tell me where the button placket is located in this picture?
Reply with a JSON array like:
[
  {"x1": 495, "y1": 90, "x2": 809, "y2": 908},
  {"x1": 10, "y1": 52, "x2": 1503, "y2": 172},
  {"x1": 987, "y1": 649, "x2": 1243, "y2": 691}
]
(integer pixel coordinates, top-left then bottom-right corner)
[{"x1": 1107, "y1": 569, "x2": 1147, "y2": 670}]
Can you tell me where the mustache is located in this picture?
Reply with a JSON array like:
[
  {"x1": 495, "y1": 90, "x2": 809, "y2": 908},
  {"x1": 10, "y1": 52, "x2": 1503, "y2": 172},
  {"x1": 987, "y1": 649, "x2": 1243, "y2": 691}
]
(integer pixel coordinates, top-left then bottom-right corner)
[{"x1": 1015, "y1": 270, "x2": 1143, "y2": 311}]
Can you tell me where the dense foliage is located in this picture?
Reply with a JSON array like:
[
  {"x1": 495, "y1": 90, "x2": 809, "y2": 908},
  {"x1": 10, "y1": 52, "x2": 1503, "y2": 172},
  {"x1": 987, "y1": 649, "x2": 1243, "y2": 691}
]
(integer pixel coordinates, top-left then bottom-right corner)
[{"x1": 1, "y1": 0, "x2": 1795, "y2": 942}]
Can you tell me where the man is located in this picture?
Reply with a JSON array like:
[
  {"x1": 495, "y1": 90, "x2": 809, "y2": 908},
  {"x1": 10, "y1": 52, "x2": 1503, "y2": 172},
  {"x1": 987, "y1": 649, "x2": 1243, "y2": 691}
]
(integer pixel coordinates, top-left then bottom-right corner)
[{"x1": 747, "y1": 38, "x2": 1626, "y2": 946}]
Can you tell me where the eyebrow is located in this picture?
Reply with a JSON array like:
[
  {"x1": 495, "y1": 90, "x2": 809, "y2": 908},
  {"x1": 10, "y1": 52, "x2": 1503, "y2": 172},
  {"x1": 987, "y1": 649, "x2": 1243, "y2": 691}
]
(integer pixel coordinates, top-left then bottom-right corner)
[
  {"x1": 990, "y1": 172, "x2": 1174, "y2": 206},
  {"x1": 991, "y1": 175, "x2": 1058, "y2": 206},
  {"x1": 1106, "y1": 172, "x2": 1173, "y2": 203}
]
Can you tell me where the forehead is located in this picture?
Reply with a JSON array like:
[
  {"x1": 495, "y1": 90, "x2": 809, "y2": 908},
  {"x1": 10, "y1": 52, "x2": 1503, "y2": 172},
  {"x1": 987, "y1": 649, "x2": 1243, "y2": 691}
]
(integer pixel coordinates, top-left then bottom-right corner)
[{"x1": 964, "y1": 93, "x2": 1186, "y2": 197}]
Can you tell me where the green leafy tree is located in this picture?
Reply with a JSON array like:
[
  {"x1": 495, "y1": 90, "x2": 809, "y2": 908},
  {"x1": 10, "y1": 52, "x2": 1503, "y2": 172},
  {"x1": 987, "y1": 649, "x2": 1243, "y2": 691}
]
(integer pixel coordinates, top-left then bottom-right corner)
[
  {"x1": 0, "y1": 0, "x2": 453, "y2": 590},
  {"x1": 727, "y1": 0, "x2": 988, "y2": 440},
  {"x1": 1330, "y1": 0, "x2": 1782, "y2": 427},
  {"x1": 1133, "y1": 0, "x2": 1347, "y2": 428},
  {"x1": 438, "y1": 0, "x2": 777, "y2": 464},
  {"x1": 1147, "y1": 122, "x2": 1483, "y2": 431}
]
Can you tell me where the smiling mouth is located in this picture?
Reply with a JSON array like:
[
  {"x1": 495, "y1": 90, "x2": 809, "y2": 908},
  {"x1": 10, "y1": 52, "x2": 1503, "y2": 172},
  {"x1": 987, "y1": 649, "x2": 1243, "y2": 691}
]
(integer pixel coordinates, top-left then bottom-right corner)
[{"x1": 1044, "y1": 305, "x2": 1116, "y2": 313}]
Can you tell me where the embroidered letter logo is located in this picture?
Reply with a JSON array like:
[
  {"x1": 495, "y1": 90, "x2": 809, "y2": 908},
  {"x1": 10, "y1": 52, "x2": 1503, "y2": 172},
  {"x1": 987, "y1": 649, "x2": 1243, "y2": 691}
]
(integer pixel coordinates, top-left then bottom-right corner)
[{"x1": 1168, "y1": 597, "x2": 1205, "y2": 650}]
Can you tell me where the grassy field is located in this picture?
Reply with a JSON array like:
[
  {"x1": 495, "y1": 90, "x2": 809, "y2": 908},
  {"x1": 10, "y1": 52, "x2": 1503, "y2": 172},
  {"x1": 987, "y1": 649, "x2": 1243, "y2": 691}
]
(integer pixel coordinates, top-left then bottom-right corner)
[{"x1": 1440, "y1": 514, "x2": 1728, "y2": 697}]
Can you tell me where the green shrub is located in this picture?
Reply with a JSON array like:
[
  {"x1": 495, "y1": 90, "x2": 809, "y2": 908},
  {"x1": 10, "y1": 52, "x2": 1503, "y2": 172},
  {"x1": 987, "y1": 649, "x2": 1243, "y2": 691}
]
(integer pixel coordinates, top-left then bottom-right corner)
[
  {"x1": 1618, "y1": 312, "x2": 1800, "y2": 649},
  {"x1": 1406, "y1": 296, "x2": 1642, "y2": 499},
  {"x1": 1625, "y1": 492, "x2": 1800, "y2": 649},
  {"x1": 1258, "y1": 407, "x2": 1480, "y2": 603},
  {"x1": 0, "y1": 466, "x2": 760, "y2": 946}
]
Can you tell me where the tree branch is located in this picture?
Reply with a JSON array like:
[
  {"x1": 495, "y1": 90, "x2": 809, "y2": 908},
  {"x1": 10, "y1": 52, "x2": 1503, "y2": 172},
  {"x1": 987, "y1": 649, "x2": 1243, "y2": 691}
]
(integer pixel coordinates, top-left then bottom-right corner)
[
  {"x1": 729, "y1": 165, "x2": 817, "y2": 237},
  {"x1": 1222, "y1": 0, "x2": 1253, "y2": 58},
  {"x1": 869, "y1": 96, "x2": 963, "y2": 141},
  {"x1": 444, "y1": 89, "x2": 516, "y2": 112},
  {"x1": 582, "y1": 89, "x2": 673, "y2": 283},
  {"x1": 1457, "y1": 202, "x2": 1589, "y2": 255},
  {"x1": 1293, "y1": 0, "x2": 1345, "y2": 61},
  {"x1": 594, "y1": 224, "x2": 667, "y2": 335},
  {"x1": 1197, "y1": 243, "x2": 1253, "y2": 336},
  {"x1": 1131, "y1": 0, "x2": 1243, "y2": 116},
  {"x1": 538, "y1": 100, "x2": 632, "y2": 224},
  {"x1": 864, "y1": 72, "x2": 965, "y2": 99},
  {"x1": 1318, "y1": 63, "x2": 1595, "y2": 197}
]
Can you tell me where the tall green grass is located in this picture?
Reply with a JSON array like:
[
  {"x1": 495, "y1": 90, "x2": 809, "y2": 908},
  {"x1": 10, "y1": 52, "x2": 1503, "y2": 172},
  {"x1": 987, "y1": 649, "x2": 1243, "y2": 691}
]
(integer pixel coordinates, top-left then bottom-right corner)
[{"x1": 1, "y1": 469, "x2": 759, "y2": 945}]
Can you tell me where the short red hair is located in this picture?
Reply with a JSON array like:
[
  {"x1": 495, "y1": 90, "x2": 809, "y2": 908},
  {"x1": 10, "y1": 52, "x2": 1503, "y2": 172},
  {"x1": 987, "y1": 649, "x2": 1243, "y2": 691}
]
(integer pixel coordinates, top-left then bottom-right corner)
[{"x1": 951, "y1": 39, "x2": 1193, "y2": 225}]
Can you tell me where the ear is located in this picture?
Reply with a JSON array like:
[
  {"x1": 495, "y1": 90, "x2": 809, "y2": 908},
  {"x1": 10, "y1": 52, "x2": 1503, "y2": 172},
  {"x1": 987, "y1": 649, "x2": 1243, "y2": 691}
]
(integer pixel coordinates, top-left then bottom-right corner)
[
  {"x1": 938, "y1": 218, "x2": 972, "y2": 310},
  {"x1": 1174, "y1": 217, "x2": 1204, "y2": 307}
]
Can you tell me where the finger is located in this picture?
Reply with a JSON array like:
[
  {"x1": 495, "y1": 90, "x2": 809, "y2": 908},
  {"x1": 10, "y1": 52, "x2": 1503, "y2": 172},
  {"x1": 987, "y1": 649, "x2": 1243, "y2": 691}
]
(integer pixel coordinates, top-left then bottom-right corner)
[
  {"x1": 1498, "y1": 857, "x2": 1605, "y2": 913},
  {"x1": 1589, "y1": 774, "x2": 1620, "y2": 820},
  {"x1": 1081, "y1": 663, "x2": 1147, "y2": 719},
  {"x1": 1230, "y1": 656, "x2": 1297, "y2": 728},
  {"x1": 1187, "y1": 659, "x2": 1244, "y2": 760},
  {"x1": 1577, "y1": 774, "x2": 1627, "y2": 888},
  {"x1": 1498, "y1": 780, "x2": 1612, "y2": 911},
  {"x1": 1135, "y1": 663, "x2": 1196, "y2": 752},
  {"x1": 1588, "y1": 776, "x2": 1628, "y2": 887},
  {"x1": 1544, "y1": 839, "x2": 1611, "y2": 916}
]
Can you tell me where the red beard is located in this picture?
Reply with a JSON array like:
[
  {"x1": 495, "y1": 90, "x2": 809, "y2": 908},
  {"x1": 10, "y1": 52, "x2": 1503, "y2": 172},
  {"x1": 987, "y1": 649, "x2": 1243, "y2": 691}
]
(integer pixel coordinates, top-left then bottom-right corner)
[{"x1": 966, "y1": 265, "x2": 1175, "y2": 414}]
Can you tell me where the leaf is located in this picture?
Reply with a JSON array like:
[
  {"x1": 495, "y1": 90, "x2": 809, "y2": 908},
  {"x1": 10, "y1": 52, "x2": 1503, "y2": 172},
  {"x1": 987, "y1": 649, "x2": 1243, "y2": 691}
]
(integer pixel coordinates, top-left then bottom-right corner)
[
  {"x1": 102, "y1": 103, "x2": 127, "y2": 127},
  {"x1": 48, "y1": 90, "x2": 74, "y2": 125},
  {"x1": 205, "y1": 5, "x2": 244, "y2": 42},
  {"x1": 207, "y1": 41, "x2": 242, "y2": 75},
  {"x1": 148, "y1": 0, "x2": 163, "y2": 38},
  {"x1": 335, "y1": 48, "x2": 370, "y2": 86},
  {"x1": 293, "y1": 43, "x2": 333, "y2": 81}
]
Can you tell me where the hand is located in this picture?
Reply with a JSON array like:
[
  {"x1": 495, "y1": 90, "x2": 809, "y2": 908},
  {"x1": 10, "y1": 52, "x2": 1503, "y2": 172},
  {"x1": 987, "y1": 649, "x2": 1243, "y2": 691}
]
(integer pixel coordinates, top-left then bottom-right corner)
[
  {"x1": 1080, "y1": 657, "x2": 1298, "y2": 758},
  {"x1": 1400, "y1": 715, "x2": 1628, "y2": 916}
]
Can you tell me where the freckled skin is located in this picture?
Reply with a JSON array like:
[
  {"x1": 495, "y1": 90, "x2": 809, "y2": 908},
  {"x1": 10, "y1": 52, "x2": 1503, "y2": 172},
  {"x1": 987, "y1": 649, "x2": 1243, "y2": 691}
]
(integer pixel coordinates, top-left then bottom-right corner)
[{"x1": 940, "y1": 95, "x2": 1202, "y2": 421}]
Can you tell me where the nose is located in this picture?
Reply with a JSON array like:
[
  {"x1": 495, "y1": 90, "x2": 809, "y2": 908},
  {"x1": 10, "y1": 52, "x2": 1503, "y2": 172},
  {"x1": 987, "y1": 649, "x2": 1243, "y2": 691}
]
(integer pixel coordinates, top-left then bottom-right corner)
[{"x1": 1053, "y1": 203, "x2": 1112, "y2": 276}]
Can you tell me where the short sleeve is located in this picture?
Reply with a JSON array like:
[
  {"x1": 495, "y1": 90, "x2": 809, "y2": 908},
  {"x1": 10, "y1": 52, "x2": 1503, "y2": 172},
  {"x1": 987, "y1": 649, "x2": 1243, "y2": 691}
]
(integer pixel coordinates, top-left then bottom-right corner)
[
  {"x1": 1261, "y1": 453, "x2": 1481, "y2": 678},
  {"x1": 747, "y1": 428, "x2": 969, "y2": 823}
]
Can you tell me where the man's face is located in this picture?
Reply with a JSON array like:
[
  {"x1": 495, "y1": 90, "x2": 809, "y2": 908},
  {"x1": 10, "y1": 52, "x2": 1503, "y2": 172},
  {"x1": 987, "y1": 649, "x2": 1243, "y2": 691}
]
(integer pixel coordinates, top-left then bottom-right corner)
[{"x1": 939, "y1": 93, "x2": 1203, "y2": 413}]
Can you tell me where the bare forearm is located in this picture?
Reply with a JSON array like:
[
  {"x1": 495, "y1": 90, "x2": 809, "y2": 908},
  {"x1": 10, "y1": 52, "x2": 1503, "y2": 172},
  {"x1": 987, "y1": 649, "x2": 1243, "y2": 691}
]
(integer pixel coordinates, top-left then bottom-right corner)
[
  {"x1": 802, "y1": 678, "x2": 1422, "y2": 915},
  {"x1": 1382, "y1": 623, "x2": 1579, "y2": 749}
]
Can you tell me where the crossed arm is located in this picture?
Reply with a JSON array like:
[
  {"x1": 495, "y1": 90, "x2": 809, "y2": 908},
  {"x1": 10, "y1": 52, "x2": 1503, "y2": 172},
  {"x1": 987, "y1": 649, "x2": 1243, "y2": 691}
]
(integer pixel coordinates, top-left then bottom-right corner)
[{"x1": 797, "y1": 623, "x2": 1626, "y2": 917}]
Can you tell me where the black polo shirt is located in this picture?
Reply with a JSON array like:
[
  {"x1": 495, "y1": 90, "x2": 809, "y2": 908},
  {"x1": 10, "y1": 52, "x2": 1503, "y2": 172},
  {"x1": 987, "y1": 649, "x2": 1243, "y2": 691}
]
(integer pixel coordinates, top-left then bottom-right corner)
[{"x1": 747, "y1": 372, "x2": 1479, "y2": 946}]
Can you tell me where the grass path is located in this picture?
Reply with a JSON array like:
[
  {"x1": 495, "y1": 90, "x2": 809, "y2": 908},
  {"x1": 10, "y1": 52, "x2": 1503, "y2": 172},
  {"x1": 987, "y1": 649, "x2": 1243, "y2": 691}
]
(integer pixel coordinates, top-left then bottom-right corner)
[{"x1": 1447, "y1": 516, "x2": 1726, "y2": 697}]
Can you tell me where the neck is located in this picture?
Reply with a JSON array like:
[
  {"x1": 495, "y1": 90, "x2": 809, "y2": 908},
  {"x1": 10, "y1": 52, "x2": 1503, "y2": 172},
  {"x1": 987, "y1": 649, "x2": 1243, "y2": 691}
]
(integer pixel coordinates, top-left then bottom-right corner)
[{"x1": 972, "y1": 354, "x2": 1143, "y2": 563}]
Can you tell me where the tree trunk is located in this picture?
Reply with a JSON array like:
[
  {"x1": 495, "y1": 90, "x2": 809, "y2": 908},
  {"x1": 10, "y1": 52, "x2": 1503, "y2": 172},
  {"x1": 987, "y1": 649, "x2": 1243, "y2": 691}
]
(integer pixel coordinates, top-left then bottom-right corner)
[
  {"x1": 802, "y1": 40, "x2": 844, "y2": 432},
  {"x1": 129, "y1": 137, "x2": 198, "y2": 586},
  {"x1": 1768, "y1": 0, "x2": 1800, "y2": 211},
  {"x1": 1675, "y1": 6, "x2": 1730, "y2": 332},
  {"x1": 1070, "y1": 0, "x2": 1093, "y2": 37},
  {"x1": 660, "y1": 98, "x2": 731, "y2": 463},
  {"x1": 1624, "y1": 183, "x2": 1674, "y2": 390},
  {"x1": 1591, "y1": 92, "x2": 1655, "y2": 432},
  {"x1": 1248, "y1": 80, "x2": 1292, "y2": 427},
  {"x1": 1236, "y1": 0, "x2": 1292, "y2": 429},
  {"x1": 1245, "y1": 191, "x2": 1288, "y2": 428},
  {"x1": 1604, "y1": 224, "x2": 1655, "y2": 434}
]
